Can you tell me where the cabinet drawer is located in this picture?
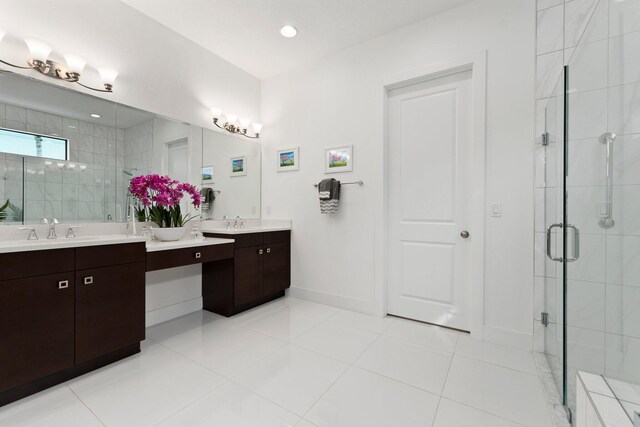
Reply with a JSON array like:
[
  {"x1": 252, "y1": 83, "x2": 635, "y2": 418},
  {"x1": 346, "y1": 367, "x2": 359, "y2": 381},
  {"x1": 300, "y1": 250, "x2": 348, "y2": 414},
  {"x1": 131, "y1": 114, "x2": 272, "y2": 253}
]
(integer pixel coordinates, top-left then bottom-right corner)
[
  {"x1": 0, "y1": 249, "x2": 75, "y2": 281},
  {"x1": 146, "y1": 243, "x2": 234, "y2": 272},
  {"x1": 263, "y1": 230, "x2": 290, "y2": 245},
  {"x1": 76, "y1": 243, "x2": 146, "y2": 270}
]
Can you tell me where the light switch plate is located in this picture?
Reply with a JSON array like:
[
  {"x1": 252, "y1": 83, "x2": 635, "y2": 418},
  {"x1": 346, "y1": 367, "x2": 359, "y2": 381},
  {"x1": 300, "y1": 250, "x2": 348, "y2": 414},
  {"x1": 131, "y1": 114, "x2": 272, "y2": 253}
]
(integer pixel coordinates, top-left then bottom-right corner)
[{"x1": 491, "y1": 203, "x2": 502, "y2": 217}]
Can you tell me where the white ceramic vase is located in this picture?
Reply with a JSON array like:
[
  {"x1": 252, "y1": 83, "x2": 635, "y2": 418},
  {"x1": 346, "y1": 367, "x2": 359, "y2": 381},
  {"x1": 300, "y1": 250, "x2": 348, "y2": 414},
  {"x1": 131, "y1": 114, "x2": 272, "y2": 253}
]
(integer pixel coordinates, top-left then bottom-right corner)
[{"x1": 152, "y1": 226, "x2": 188, "y2": 242}]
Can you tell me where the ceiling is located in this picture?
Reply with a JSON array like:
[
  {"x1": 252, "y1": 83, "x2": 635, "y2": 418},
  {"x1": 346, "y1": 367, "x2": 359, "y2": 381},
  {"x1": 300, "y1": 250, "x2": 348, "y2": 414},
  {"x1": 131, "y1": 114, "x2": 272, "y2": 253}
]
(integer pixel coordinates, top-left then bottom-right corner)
[{"x1": 119, "y1": 0, "x2": 474, "y2": 79}]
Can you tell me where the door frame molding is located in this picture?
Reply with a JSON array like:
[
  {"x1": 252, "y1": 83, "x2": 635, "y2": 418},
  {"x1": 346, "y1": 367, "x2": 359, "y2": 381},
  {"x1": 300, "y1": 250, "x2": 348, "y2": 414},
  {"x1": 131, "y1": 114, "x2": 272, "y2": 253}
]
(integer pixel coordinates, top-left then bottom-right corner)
[{"x1": 377, "y1": 50, "x2": 487, "y2": 338}]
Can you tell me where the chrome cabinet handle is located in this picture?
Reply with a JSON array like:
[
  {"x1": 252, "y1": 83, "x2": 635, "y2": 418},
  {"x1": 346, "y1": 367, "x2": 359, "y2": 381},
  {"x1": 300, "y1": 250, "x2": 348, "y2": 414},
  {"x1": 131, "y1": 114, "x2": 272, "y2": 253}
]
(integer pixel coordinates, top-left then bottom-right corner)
[
  {"x1": 460, "y1": 230, "x2": 470, "y2": 239},
  {"x1": 195, "y1": 252, "x2": 202, "y2": 259},
  {"x1": 58, "y1": 280, "x2": 69, "y2": 289},
  {"x1": 258, "y1": 249, "x2": 264, "y2": 255},
  {"x1": 266, "y1": 248, "x2": 271, "y2": 254},
  {"x1": 83, "y1": 276, "x2": 94, "y2": 285},
  {"x1": 546, "y1": 223, "x2": 564, "y2": 262},
  {"x1": 566, "y1": 224, "x2": 580, "y2": 262}
]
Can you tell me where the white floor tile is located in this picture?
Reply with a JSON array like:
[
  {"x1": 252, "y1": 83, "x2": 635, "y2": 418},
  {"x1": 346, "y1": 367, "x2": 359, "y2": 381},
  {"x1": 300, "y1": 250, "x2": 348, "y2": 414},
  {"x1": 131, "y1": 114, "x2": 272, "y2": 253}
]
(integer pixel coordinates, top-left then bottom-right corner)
[
  {"x1": 327, "y1": 309, "x2": 395, "y2": 333},
  {"x1": 232, "y1": 345, "x2": 348, "y2": 416},
  {"x1": 0, "y1": 385, "x2": 100, "y2": 427},
  {"x1": 1, "y1": 297, "x2": 558, "y2": 427},
  {"x1": 442, "y1": 354, "x2": 551, "y2": 427},
  {"x1": 274, "y1": 297, "x2": 341, "y2": 319},
  {"x1": 18, "y1": 401, "x2": 102, "y2": 427},
  {"x1": 293, "y1": 321, "x2": 378, "y2": 363},
  {"x1": 306, "y1": 367, "x2": 439, "y2": 427},
  {"x1": 222, "y1": 300, "x2": 286, "y2": 326},
  {"x1": 241, "y1": 308, "x2": 325, "y2": 341},
  {"x1": 433, "y1": 398, "x2": 526, "y2": 427},
  {"x1": 151, "y1": 320, "x2": 287, "y2": 378},
  {"x1": 355, "y1": 335, "x2": 453, "y2": 394},
  {"x1": 159, "y1": 381, "x2": 300, "y2": 427},
  {"x1": 68, "y1": 341, "x2": 225, "y2": 427},
  {"x1": 383, "y1": 317, "x2": 462, "y2": 353},
  {"x1": 455, "y1": 335, "x2": 538, "y2": 374},
  {"x1": 146, "y1": 310, "x2": 225, "y2": 343}
]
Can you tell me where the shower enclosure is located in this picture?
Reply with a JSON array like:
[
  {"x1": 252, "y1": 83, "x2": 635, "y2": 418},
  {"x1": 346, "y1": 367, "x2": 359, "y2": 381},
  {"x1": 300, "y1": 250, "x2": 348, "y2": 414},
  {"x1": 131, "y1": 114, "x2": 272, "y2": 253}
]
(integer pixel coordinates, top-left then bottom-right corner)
[{"x1": 538, "y1": 0, "x2": 640, "y2": 421}]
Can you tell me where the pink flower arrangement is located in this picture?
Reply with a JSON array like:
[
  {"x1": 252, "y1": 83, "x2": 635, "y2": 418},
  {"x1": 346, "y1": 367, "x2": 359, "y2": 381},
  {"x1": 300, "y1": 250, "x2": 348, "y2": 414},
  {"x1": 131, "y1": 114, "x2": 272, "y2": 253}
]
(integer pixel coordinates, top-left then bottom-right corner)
[{"x1": 128, "y1": 174, "x2": 202, "y2": 228}]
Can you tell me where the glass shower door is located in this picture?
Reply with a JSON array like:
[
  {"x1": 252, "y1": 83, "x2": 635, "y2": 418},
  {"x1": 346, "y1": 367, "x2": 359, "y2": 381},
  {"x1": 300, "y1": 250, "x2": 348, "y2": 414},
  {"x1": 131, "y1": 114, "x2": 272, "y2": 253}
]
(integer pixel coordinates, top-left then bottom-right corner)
[{"x1": 540, "y1": 69, "x2": 566, "y2": 409}]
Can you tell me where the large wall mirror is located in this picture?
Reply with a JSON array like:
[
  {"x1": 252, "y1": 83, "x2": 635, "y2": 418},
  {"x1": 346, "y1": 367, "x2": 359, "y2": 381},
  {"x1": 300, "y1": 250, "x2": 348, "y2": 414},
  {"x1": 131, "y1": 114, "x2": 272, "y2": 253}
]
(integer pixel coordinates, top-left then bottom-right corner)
[
  {"x1": 0, "y1": 70, "x2": 261, "y2": 225},
  {"x1": 201, "y1": 129, "x2": 261, "y2": 220}
]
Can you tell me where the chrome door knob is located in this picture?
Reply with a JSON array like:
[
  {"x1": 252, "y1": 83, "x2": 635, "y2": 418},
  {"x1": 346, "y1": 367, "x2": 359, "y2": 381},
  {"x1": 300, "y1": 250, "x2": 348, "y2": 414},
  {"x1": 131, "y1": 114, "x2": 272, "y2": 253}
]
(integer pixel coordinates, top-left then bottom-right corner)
[{"x1": 460, "y1": 230, "x2": 470, "y2": 239}]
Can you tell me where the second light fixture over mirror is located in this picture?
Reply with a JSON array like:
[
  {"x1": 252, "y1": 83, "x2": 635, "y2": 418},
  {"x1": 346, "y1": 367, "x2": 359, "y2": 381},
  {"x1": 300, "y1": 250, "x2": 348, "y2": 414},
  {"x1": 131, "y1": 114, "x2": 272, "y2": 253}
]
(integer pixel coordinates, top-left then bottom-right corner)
[{"x1": 210, "y1": 107, "x2": 262, "y2": 139}]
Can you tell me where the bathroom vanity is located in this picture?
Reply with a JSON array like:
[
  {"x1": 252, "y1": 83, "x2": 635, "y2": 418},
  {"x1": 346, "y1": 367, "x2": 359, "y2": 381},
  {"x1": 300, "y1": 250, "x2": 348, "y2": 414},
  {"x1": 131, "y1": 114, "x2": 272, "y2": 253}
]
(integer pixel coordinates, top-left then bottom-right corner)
[
  {"x1": 0, "y1": 226, "x2": 290, "y2": 407},
  {"x1": 202, "y1": 229, "x2": 291, "y2": 316}
]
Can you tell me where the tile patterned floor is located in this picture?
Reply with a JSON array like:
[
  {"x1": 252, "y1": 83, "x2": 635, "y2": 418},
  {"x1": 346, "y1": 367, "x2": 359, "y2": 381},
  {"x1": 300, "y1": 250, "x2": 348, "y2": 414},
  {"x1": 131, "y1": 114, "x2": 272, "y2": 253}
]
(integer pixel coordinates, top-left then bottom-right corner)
[{"x1": 0, "y1": 297, "x2": 554, "y2": 426}]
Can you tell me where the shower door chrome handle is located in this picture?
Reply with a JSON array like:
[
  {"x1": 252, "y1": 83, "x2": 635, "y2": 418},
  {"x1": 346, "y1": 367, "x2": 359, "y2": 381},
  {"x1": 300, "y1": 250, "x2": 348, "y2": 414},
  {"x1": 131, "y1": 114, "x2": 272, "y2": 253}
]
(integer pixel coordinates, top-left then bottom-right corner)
[
  {"x1": 546, "y1": 223, "x2": 563, "y2": 262},
  {"x1": 566, "y1": 224, "x2": 580, "y2": 262}
]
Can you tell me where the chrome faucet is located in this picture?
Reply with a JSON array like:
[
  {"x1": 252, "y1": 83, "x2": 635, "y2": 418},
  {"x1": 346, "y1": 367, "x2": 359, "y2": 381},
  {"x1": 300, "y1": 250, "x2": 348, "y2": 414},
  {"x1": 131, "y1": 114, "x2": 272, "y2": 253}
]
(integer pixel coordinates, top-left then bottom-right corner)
[
  {"x1": 223, "y1": 215, "x2": 231, "y2": 230},
  {"x1": 234, "y1": 215, "x2": 243, "y2": 229},
  {"x1": 19, "y1": 227, "x2": 38, "y2": 240},
  {"x1": 41, "y1": 218, "x2": 60, "y2": 239},
  {"x1": 66, "y1": 226, "x2": 81, "y2": 238}
]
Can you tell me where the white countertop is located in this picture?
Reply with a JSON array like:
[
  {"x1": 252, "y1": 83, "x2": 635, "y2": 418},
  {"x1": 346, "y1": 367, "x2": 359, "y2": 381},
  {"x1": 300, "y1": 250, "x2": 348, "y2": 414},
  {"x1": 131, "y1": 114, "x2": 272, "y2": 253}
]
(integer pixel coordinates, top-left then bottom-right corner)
[
  {"x1": 0, "y1": 235, "x2": 235, "y2": 254},
  {"x1": 200, "y1": 225, "x2": 291, "y2": 235},
  {"x1": 146, "y1": 236, "x2": 234, "y2": 252},
  {"x1": 0, "y1": 234, "x2": 147, "y2": 254}
]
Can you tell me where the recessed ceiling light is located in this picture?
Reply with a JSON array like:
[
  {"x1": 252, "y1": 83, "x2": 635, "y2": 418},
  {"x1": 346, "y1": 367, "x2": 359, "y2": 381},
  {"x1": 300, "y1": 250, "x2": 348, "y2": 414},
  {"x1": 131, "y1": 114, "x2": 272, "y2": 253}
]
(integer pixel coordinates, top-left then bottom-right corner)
[
  {"x1": 280, "y1": 25, "x2": 298, "y2": 38},
  {"x1": 90, "y1": 113, "x2": 101, "y2": 118}
]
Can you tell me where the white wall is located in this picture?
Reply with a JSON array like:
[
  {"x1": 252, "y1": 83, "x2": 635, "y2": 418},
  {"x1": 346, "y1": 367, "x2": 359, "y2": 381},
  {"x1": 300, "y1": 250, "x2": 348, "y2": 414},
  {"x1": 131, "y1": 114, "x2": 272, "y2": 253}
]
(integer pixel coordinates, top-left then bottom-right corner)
[
  {"x1": 0, "y1": 0, "x2": 261, "y2": 132},
  {"x1": 261, "y1": 0, "x2": 536, "y2": 346}
]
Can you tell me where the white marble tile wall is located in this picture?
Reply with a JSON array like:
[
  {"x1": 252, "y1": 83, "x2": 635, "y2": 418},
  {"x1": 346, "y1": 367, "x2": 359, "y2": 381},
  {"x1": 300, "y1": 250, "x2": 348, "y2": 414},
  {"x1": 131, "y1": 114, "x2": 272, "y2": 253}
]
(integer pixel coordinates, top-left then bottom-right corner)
[
  {"x1": 0, "y1": 152, "x2": 24, "y2": 224},
  {"x1": 535, "y1": 0, "x2": 640, "y2": 415},
  {"x1": 0, "y1": 102, "x2": 129, "y2": 223},
  {"x1": 119, "y1": 119, "x2": 153, "y2": 213}
]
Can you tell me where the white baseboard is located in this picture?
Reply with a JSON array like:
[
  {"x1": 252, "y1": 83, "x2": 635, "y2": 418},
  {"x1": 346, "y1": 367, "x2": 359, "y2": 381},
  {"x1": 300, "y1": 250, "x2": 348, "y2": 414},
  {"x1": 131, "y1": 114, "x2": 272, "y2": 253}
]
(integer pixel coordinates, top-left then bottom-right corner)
[
  {"x1": 287, "y1": 287, "x2": 377, "y2": 315},
  {"x1": 145, "y1": 297, "x2": 203, "y2": 327},
  {"x1": 483, "y1": 325, "x2": 533, "y2": 351}
]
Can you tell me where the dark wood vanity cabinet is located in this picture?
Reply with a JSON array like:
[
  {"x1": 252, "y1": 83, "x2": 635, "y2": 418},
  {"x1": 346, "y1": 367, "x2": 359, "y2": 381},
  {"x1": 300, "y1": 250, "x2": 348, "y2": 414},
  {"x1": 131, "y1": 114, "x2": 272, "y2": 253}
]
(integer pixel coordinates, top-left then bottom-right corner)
[
  {"x1": 0, "y1": 243, "x2": 146, "y2": 406},
  {"x1": 203, "y1": 230, "x2": 291, "y2": 316}
]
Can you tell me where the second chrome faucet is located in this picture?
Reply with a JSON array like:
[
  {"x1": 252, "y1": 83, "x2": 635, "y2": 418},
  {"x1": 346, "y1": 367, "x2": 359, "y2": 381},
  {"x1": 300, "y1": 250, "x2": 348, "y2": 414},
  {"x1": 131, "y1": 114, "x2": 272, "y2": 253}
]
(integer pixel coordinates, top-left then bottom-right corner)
[{"x1": 40, "y1": 217, "x2": 60, "y2": 239}]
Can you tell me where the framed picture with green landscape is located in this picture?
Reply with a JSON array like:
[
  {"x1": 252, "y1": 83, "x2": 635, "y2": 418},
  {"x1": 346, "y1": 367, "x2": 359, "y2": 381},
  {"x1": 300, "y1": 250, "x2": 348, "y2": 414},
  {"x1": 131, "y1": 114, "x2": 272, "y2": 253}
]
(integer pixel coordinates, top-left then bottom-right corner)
[
  {"x1": 277, "y1": 146, "x2": 299, "y2": 172},
  {"x1": 325, "y1": 145, "x2": 353, "y2": 173},
  {"x1": 201, "y1": 165, "x2": 213, "y2": 183},
  {"x1": 230, "y1": 155, "x2": 247, "y2": 177}
]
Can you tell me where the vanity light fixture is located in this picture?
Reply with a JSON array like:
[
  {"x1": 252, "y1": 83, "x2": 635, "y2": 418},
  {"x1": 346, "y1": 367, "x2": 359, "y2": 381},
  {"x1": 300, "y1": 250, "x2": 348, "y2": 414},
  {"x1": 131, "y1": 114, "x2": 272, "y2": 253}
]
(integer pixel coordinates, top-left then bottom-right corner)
[
  {"x1": 90, "y1": 113, "x2": 101, "y2": 118},
  {"x1": 0, "y1": 31, "x2": 118, "y2": 93},
  {"x1": 210, "y1": 107, "x2": 262, "y2": 139}
]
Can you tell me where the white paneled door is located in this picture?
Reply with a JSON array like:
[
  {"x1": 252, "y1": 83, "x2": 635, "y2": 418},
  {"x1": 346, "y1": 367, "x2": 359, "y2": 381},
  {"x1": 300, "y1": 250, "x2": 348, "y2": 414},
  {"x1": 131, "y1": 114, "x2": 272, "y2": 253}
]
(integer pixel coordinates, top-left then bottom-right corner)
[{"x1": 387, "y1": 70, "x2": 473, "y2": 331}]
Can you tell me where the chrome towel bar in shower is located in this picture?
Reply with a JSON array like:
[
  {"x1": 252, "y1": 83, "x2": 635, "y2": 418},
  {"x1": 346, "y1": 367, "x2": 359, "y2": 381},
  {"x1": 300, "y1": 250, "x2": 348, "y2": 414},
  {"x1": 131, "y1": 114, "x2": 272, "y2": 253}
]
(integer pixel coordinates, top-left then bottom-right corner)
[{"x1": 599, "y1": 132, "x2": 616, "y2": 229}]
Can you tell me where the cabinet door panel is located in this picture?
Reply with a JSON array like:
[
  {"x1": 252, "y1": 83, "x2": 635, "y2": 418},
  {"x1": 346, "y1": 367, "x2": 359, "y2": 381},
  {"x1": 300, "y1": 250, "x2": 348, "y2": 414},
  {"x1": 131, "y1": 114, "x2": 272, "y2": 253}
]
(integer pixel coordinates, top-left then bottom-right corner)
[
  {"x1": 0, "y1": 273, "x2": 74, "y2": 392},
  {"x1": 263, "y1": 242, "x2": 290, "y2": 296},
  {"x1": 234, "y1": 247, "x2": 263, "y2": 307},
  {"x1": 75, "y1": 262, "x2": 145, "y2": 364}
]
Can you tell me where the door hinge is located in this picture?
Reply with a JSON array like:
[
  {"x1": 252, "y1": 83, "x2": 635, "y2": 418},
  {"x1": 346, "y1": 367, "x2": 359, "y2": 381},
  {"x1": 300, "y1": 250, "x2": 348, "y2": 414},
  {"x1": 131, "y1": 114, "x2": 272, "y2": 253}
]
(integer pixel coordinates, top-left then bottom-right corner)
[
  {"x1": 541, "y1": 312, "x2": 549, "y2": 327},
  {"x1": 542, "y1": 132, "x2": 550, "y2": 146}
]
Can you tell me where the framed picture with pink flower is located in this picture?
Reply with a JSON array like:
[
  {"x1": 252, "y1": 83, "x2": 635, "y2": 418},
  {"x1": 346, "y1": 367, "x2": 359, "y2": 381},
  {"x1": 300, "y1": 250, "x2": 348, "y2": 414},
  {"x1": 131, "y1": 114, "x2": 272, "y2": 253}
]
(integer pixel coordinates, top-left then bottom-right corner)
[
  {"x1": 324, "y1": 145, "x2": 353, "y2": 173},
  {"x1": 230, "y1": 155, "x2": 247, "y2": 177}
]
